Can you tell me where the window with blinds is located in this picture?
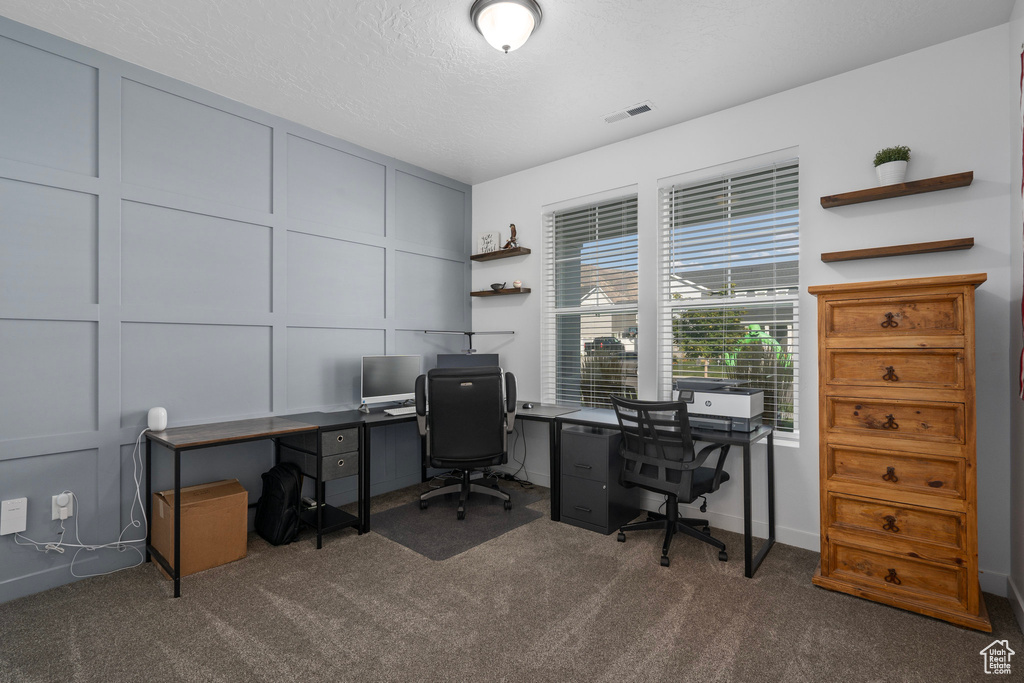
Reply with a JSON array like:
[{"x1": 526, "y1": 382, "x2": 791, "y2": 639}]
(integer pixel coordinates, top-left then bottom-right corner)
[
  {"x1": 543, "y1": 196, "x2": 638, "y2": 408},
  {"x1": 659, "y1": 160, "x2": 799, "y2": 432}
]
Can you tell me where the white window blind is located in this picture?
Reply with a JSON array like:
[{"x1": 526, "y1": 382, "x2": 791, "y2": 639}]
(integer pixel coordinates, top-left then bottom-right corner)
[
  {"x1": 543, "y1": 196, "x2": 638, "y2": 408},
  {"x1": 659, "y1": 160, "x2": 799, "y2": 432}
]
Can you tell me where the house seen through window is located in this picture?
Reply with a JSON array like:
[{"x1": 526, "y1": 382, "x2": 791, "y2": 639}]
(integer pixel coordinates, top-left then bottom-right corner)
[
  {"x1": 544, "y1": 196, "x2": 638, "y2": 408},
  {"x1": 659, "y1": 160, "x2": 799, "y2": 432}
]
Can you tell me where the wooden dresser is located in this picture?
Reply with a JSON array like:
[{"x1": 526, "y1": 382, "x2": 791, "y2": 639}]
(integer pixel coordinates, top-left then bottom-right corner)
[{"x1": 808, "y1": 273, "x2": 990, "y2": 631}]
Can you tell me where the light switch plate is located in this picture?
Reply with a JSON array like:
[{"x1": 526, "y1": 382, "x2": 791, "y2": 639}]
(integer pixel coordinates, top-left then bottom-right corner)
[{"x1": 1, "y1": 497, "x2": 27, "y2": 535}]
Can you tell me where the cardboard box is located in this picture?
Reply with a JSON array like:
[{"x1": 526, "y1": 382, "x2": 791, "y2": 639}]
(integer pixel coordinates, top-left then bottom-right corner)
[{"x1": 151, "y1": 479, "x2": 247, "y2": 579}]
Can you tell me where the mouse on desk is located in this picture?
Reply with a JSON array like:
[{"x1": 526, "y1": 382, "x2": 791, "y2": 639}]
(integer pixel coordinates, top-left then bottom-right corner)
[{"x1": 522, "y1": 402, "x2": 534, "y2": 409}]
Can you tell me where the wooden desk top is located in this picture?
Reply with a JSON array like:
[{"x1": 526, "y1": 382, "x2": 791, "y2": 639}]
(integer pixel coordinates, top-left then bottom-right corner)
[{"x1": 145, "y1": 416, "x2": 317, "y2": 450}]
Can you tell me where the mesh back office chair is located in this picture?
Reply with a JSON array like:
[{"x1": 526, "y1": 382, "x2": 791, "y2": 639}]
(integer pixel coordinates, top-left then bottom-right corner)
[
  {"x1": 611, "y1": 396, "x2": 731, "y2": 567},
  {"x1": 415, "y1": 367, "x2": 517, "y2": 520}
]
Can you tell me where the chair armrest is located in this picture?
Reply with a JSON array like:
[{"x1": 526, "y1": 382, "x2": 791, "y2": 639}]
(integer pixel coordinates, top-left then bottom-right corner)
[
  {"x1": 504, "y1": 372, "x2": 517, "y2": 431},
  {"x1": 415, "y1": 374, "x2": 427, "y2": 436},
  {"x1": 697, "y1": 442, "x2": 731, "y2": 491}
]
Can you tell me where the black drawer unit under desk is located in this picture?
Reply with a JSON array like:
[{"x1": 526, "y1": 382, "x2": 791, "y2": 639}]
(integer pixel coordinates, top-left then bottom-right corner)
[
  {"x1": 277, "y1": 427, "x2": 361, "y2": 548},
  {"x1": 559, "y1": 425, "x2": 642, "y2": 534}
]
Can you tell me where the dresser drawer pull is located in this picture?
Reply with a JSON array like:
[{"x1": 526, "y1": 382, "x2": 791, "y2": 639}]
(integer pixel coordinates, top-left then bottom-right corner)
[
  {"x1": 881, "y1": 414, "x2": 899, "y2": 430},
  {"x1": 882, "y1": 515, "x2": 900, "y2": 533},
  {"x1": 337, "y1": 459, "x2": 345, "y2": 468},
  {"x1": 574, "y1": 505, "x2": 592, "y2": 514},
  {"x1": 884, "y1": 568, "x2": 902, "y2": 585},
  {"x1": 574, "y1": 464, "x2": 593, "y2": 470},
  {"x1": 336, "y1": 434, "x2": 345, "y2": 443},
  {"x1": 881, "y1": 312, "x2": 899, "y2": 328},
  {"x1": 882, "y1": 365, "x2": 899, "y2": 382},
  {"x1": 882, "y1": 466, "x2": 899, "y2": 483}
]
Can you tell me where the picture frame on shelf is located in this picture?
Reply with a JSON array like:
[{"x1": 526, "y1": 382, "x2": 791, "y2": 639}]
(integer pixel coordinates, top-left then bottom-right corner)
[{"x1": 478, "y1": 231, "x2": 501, "y2": 254}]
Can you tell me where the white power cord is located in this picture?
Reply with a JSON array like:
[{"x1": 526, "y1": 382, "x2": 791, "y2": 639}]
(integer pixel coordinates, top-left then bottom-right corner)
[{"x1": 14, "y1": 428, "x2": 150, "y2": 578}]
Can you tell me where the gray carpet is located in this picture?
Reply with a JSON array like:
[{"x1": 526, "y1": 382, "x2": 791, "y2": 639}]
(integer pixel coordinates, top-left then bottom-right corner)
[
  {"x1": 371, "y1": 480, "x2": 543, "y2": 560},
  {"x1": 0, "y1": 483, "x2": 1021, "y2": 683}
]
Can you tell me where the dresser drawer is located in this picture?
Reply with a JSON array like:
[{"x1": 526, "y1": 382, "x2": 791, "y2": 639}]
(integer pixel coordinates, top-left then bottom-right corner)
[
  {"x1": 825, "y1": 444, "x2": 965, "y2": 501},
  {"x1": 822, "y1": 292, "x2": 964, "y2": 340},
  {"x1": 826, "y1": 397, "x2": 964, "y2": 444},
  {"x1": 280, "y1": 445, "x2": 359, "y2": 482},
  {"x1": 827, "y1": 542, "x2": 967, "y2": 610},
  {"x1": 827, "y1": 493, "x2": 964, "y2": 551},
  {"x1": 825, "y1": 349, "x2": 964, "y2": 391}
]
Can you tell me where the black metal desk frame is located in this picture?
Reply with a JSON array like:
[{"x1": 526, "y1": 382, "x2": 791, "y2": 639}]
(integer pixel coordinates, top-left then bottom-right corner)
[
  {"x1": 554, "y1": 410, "x2": 775, "y2": 579},
  {"x1": 145, "y1": 417, "x2": 329, "y2": 598}
]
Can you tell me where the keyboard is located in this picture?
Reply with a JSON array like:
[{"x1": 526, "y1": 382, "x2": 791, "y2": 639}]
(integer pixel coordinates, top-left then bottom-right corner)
[{"x1": 383, "y1": 405, "x2": 417, "y2": 416}]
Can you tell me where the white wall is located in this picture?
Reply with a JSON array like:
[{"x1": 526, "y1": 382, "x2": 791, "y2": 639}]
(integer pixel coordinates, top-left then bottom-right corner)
[
  {"x1": 1008, "y1": 0, "x2": 1024, "y2": 626},
  {"x1": 471, "y1": 26, "x2": 1014, "y2": 596}
]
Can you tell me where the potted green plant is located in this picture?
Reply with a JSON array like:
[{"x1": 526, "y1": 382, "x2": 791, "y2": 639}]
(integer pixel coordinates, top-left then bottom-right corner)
[{"x1": 874, "y1": 145, "x2": 911, "y2": 186}]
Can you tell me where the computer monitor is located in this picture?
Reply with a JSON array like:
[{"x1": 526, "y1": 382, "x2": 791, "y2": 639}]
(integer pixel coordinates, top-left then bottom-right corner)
[
  {"x1": 436, "y1": 353, "x2": 499, "y2": 369},
  {"x1": 360, "y1": 355, "x2": 421, "y2": 406}
]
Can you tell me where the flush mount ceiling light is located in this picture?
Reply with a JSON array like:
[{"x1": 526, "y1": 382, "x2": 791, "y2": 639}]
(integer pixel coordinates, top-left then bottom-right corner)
[{"x1": 471, "y1": 0, "x2": 542, "y2": 54}]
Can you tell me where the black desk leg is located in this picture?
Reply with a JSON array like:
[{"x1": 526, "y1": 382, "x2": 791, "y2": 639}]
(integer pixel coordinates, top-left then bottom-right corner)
[
  {"x1": 360, "y1": 425, "x2": 370, "y2": 534},
  {"x1": 173, "y1": 448, "x2": 181, "y2": 599},
  {"x1": 743, "y1": 443, "x2": 752, "y2": 578},
  {"x1": 550, "y1": 420, "x2": 561, "y2": 522},
  {"x1": 744, "y1": 432, "x2": 776, "y2": 579},
  {"x1": 316, "y1": 441, "x2": 324, "y2": 550},
  {"x1": 145, "y1": 439, "x2": 151, "y2": 563}
]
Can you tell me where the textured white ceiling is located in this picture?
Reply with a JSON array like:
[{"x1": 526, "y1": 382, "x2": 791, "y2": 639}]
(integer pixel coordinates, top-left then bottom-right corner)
[{"x1": 0, "y1": 1, "x2": 1014, "y2": 184}]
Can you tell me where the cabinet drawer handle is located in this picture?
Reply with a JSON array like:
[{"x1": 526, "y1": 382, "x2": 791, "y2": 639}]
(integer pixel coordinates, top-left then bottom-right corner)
[
  {"x1": 574, "y1": 464, "x2": 593, "y2": 470},
  {"x1": 574, "y1": 505, "x2": 592, "y2": 514},
  {"x1": 336, "y1": 434, "x2": 345, "y2": 442},
  {"x1": 882, "y1": 466, "x2": 899, "y2": 483},
  {"x1": 882, "y1": 366, "x2": 899, "y2": 382},
  {"x1": 337, "y1": 459, "x2": 345, "y2": 468},
  {"x1": 882, "y1": 515, "x2": 900, "y2": 533},
  {"x1": 884, "y1": 568, "x2": 902, "y2": 585},
  {"x1": 881, "y1": 414, "x2": 899, "y2": 430},
  {"x1": 881, "y1": 312, "x2": 898, "y2": 328}
]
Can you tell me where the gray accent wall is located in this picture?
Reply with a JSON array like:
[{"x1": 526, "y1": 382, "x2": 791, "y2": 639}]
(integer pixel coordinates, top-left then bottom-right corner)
[{"x1": 0, "y1": 17, "x2": 472, "y2": 603}]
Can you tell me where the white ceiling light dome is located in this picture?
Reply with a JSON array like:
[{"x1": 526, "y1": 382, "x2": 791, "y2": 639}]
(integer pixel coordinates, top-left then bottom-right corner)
[{"x1": 471, "y1": 0, "x2": 543, "y2": 53}]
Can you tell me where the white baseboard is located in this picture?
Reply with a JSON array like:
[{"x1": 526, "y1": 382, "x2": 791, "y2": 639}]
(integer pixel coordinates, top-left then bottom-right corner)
[{"x1": 1008, "y1": 576, "x2": 1024, "y2": 629}]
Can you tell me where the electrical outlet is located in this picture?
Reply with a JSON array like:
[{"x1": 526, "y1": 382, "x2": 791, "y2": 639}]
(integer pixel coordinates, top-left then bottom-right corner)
[
  {"x1": 1, "y1": 498, "x2": 28, "y2": 535},
  {"x1": 51, "y1": 492, "x2": 73, "y2": 521}
]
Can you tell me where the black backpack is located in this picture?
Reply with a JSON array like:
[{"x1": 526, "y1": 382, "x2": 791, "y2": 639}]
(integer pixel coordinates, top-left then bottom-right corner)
[{"x1": 255, "y1": 462, "x2": 304, "y2": 546}]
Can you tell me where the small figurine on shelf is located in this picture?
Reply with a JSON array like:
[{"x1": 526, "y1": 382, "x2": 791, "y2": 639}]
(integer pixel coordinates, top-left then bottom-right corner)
[{"x1": 502, "y1": 224, "x2": 518, "y2": 250}]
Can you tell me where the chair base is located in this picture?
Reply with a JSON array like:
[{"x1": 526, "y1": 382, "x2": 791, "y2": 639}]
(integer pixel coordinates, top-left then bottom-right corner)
[
  {"x1": 420, "y1": 470, "x2": 511, "y2": 520},
  {"x1": 617, "y1": 496, "x2": 726, "y2": 567}
]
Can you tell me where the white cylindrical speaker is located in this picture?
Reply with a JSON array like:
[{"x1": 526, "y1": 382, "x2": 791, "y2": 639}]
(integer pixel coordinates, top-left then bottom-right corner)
[{"x1": 147, "y1": 407, "x2": 168, "y2": 431}]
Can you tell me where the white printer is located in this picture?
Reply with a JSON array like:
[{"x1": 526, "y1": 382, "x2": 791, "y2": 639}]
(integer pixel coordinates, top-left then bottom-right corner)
[{"x1": 671, "y1": 377, "x2": 764, "y2": 432}]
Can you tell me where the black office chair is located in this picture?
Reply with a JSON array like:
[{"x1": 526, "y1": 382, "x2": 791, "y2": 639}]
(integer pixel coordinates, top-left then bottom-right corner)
[
  {"x1": 610, "y1": 396, "x2": 731, "y2": 567},
  {"x1": 415, "y1": 367, "x2": 517, "y2": 520}
]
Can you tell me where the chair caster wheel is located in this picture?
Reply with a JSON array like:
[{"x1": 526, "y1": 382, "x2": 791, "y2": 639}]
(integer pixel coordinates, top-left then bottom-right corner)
[
  {"x1": 457, "y1": 509, "x2": 465, "y2": 520},
  {"x1": 718, "y1": 551, "x2": 728, "y2": 562},
  {"x1": 660, "y1": 556, "x2": 670, "y2": 567},
  {"x1": 419, "y1": 500, "x2": 428, "y2": 510},
  {"x1": 504, "y1": 500, "x2": 512, "y2": 510},
  {"x1": 617, "y1": 532, "x2": 626, "y2": 543}
]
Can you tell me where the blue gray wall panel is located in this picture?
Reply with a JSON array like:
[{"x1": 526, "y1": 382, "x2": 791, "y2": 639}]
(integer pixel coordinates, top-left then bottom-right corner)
[{"x1": 0, "y1": 17, "x2": 471, "y2": 602}]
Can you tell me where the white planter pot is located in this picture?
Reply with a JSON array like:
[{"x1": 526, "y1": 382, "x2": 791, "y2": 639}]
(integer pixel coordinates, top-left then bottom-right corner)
[{"x1": 876, "y1": 160, "x2": 908, "y2": 186}]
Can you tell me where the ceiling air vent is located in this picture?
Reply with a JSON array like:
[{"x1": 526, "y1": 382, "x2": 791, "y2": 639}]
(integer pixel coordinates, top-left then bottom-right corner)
[{"x1": 603, "y1": 100, "x2": 655, "y2": 124}]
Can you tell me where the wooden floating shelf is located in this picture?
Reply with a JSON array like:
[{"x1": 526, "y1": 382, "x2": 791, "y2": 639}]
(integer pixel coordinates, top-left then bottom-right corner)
[
  {"x1": 470, "y1": 287, "x2": 532, "y2": 297},
  {"x1": 470, "y1": 247, "x2": 532, "y2": 262},
  {"x1": 820, "y1": 171, "x2": 973, "y2": 208},
  {"x1": 821, "y1": 237, "x2": 974, "y2": 263}
]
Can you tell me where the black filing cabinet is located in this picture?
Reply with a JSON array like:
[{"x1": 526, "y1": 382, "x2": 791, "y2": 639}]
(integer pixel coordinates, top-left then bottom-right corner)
[{"x1": 560, "y1": 425, "x2": 641, "y2": 534}]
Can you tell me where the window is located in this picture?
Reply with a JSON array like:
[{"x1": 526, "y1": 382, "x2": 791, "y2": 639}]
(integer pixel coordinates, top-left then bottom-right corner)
[
  {"x1": 659, "y1": 160, "x2": 799, "y2": 432},
  {"x1": 543, "y1": 195, "x2": 638, "y2": 408}
]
